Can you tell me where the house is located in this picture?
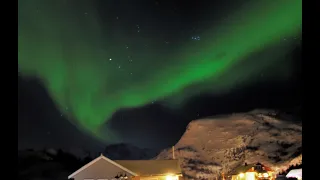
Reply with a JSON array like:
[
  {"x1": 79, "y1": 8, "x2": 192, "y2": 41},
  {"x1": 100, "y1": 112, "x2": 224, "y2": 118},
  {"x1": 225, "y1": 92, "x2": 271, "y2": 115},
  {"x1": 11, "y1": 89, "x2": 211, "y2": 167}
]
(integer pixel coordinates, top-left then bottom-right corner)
[
  {"x1": 68, "y1": 154, "x2": 183, "y2": 180},
  {"x1": 230, "y1": 162, "x2": 275, "y2": 180},
  {"x1": 286, "y1": 168, "x2": 302, "y2": 180}
]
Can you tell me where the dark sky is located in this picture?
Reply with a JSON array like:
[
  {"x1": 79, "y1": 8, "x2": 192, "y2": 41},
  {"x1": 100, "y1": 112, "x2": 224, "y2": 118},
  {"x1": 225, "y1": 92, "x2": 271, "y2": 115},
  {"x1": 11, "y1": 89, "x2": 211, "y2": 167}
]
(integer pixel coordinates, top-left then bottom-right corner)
[{"x1": 18, "y1": 0, "x2": 302, "y2": 155}]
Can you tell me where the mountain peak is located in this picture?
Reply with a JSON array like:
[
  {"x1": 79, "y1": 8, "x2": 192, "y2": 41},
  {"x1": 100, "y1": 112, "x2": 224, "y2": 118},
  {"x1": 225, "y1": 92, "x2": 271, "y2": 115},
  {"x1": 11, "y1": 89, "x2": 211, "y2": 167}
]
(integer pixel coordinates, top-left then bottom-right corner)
[{"x1": 156, "y1": 111, "x2": 302, "y2": 179}]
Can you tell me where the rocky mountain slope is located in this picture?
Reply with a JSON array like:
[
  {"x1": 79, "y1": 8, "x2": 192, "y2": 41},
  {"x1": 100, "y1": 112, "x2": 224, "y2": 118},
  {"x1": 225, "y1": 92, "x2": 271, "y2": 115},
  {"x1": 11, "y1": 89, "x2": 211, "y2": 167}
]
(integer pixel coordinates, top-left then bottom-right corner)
[{"x1": 156, "y1": 110, "x2": 302, "y2": 179}]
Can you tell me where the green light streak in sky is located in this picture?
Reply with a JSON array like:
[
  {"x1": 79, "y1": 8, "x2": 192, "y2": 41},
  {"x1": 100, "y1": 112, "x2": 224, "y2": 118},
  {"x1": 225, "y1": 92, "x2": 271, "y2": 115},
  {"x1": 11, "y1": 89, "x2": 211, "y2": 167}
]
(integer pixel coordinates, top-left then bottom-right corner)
[{"x1": 18, "y1": 0, "x2": 301, "y2": 143}]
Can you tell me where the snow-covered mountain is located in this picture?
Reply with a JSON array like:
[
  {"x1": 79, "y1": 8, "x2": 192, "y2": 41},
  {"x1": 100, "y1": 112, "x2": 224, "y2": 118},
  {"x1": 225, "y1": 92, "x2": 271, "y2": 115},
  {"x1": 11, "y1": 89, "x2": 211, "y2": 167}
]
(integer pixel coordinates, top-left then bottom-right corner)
[{"x1": 156, "y1": 110, "x2": 302, "y2": 179}]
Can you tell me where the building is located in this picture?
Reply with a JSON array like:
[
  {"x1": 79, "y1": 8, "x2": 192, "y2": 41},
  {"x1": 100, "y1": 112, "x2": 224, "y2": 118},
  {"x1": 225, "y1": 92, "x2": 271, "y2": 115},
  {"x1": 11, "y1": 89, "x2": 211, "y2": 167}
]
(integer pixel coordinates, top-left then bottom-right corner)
[
  {"x1": 286, "y1": 168, "x2": 302, "y2": 180},
  {"x1": 68, "y1": 154, "x2": 183, "y2": 180},
  {"x1": 230, "y1": 163, "x2": 275, "y2": 180}
]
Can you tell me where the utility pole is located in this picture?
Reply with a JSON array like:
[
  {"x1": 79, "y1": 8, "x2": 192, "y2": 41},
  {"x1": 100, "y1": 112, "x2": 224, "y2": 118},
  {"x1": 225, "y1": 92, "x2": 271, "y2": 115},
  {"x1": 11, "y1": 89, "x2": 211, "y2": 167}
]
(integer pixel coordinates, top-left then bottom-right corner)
[{"x1": 172, "y1": 146, "x2": 175, "y2": 159}]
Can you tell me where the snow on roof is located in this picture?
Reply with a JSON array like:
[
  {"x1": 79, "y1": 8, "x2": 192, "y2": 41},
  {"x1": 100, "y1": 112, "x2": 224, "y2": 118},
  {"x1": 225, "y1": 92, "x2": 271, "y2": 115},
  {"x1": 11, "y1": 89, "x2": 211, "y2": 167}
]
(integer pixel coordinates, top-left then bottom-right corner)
[
  {"x1": 68, "y1": 155, "x2": 137, "y2": 179},
  {"x1": 231, "y1": 163, "x2": 273, "y2": 175},
  {"x1": 286, "y1": 168, "x2": 302, "y2": 179}
]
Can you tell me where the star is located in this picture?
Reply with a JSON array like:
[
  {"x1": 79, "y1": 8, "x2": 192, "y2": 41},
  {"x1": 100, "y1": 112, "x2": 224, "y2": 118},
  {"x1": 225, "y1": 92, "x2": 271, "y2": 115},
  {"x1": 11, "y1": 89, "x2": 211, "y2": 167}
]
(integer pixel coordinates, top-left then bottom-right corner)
[
  {"x1": 191, "y1": 36, "x2": 201, "y2": 41},
  {"x1": 118, "y1": 65, "x2": 121, "y2": 69},
  {"x1": 109, "y1": 58, "x2": 112, "y2": 61}
]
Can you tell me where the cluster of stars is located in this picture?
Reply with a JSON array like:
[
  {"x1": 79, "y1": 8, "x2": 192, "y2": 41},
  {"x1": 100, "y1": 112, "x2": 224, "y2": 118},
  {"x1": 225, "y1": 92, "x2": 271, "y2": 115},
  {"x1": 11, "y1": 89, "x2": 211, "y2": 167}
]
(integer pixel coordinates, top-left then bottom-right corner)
[
  {"x1": 282, "y1": 36, "x2": 301, "y2": 41},
  {"x1": 60, "y1": 107, "x2": 69, "y2": 117},
  {"x1": 191, "y1": 36, "x2": 201, "y2": 41},
  {"x1": 104, "y1": 19, "x2": 207, "y2": 82},
  {"x1": 108, "y1": 55, "x2": 133, "y2": 75},
  {"x1": 105, "y1": 16, "x2": 205, "y2": 80}
]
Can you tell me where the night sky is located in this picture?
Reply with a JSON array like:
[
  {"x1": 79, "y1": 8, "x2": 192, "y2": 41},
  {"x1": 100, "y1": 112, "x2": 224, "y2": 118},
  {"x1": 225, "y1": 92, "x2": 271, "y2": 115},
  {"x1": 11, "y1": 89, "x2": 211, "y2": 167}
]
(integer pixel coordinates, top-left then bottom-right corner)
[{"x1": 18, "y1": 0, "x2": 302, "y2": 154}]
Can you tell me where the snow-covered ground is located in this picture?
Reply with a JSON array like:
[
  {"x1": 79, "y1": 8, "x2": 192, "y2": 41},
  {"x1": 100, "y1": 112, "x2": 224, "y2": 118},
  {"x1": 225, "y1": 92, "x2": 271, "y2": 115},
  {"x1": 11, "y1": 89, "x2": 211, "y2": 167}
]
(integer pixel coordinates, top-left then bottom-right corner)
[{"x1": 156, "y1": 110, "x2": 302, "y2": 179}]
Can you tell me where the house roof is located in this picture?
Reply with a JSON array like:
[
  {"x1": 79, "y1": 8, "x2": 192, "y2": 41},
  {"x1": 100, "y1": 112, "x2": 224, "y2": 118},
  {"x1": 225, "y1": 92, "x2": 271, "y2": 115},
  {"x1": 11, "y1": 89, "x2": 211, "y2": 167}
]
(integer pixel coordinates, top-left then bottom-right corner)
[
  {"x1": 114, "y1": 160, "x2": 182, "y2": 176},
  {"x1": 231, "y1": 163, "x2": 273, "y2": 175},
  {"x1": 232, "y1": 164, "x2": 256, "y2": 174},
  {"x1": 262, "y1": 165, "x2": 273, "y2": 172},
  {"x1": 68, "y1": 154, "x2": 138, "y2": 179}
]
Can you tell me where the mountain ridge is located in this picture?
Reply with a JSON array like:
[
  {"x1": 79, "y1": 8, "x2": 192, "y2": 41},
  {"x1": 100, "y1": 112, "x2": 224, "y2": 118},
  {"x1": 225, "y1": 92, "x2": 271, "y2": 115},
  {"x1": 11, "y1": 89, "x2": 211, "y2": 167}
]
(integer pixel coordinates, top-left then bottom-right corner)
[{"x1": 156, "y1": 110, "x2": 302, "y2": 179}]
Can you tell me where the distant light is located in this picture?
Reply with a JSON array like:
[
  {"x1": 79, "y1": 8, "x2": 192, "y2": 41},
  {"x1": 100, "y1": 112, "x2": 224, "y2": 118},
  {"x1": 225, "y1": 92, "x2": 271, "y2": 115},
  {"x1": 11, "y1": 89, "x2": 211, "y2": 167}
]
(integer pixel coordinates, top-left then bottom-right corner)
[
  {"x1": 165, "y1": 175, "x2": 178, "y2": 180},
  {"x1": 263, "y1": 173, "x2": 269, "y2": 178},
  {"x1": 239, "y1": 173, "x2": 244, "y2": 178}
]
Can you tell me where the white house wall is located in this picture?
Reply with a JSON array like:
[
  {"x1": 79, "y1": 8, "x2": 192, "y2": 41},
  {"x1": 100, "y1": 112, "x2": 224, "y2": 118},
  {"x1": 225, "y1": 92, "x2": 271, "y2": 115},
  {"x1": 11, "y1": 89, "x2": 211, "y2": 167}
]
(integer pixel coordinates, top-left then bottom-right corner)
[{"x1": 72, "y1": 158, "x2": 135, "y2": 180}]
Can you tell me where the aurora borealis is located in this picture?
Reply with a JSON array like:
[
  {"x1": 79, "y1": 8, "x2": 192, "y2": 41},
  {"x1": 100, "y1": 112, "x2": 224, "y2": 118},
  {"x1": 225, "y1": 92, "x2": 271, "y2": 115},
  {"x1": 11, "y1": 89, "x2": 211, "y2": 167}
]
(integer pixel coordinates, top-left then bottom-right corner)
[{"x1": 18, "y1": 0, "x2": 302, "y2": 144}]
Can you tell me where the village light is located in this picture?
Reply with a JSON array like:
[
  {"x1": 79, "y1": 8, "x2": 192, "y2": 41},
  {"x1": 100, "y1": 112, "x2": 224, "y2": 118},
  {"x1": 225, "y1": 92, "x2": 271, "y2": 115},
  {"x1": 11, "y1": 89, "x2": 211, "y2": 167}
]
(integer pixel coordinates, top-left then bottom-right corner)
[
  {"x1": 114, "y1": 173, "x2": 128, "y2": 179},
  {"x1": 263, "y1": 173, "x2": 268, "y2": 178},
  {"x1": 239, "y1": 173, "x2": 244, "y2": 178},
  {"x1": 165, "y1": 174, "x2": 178, "y2": 180}
]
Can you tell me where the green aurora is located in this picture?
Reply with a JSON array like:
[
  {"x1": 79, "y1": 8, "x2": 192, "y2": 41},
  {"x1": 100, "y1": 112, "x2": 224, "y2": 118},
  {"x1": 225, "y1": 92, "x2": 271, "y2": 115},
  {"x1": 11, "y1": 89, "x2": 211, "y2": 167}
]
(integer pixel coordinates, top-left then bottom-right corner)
[{"x1": 18, "y1": 0, "x2": 301, "y2": 143}]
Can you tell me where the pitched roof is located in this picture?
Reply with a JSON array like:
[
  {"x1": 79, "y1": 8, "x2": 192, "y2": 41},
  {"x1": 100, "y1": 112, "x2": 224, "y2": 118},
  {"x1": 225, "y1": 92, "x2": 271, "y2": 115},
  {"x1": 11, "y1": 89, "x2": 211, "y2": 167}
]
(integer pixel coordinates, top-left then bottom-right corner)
[
  {"x1": 114, "y1": 160, "x2": 182, "y2": 176},
  {"x1": 232, "y1": 164, "x2": 256, "y2": 174},
  {"x1": 231, "y1": 163, "x2": 273, "y2": 175},
  {"x1": 263, "y1": 165, "x2": 273, "y2": 171},
  {"x1": 68, "y1": 154, "x2": 138, "y2": 179}
]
